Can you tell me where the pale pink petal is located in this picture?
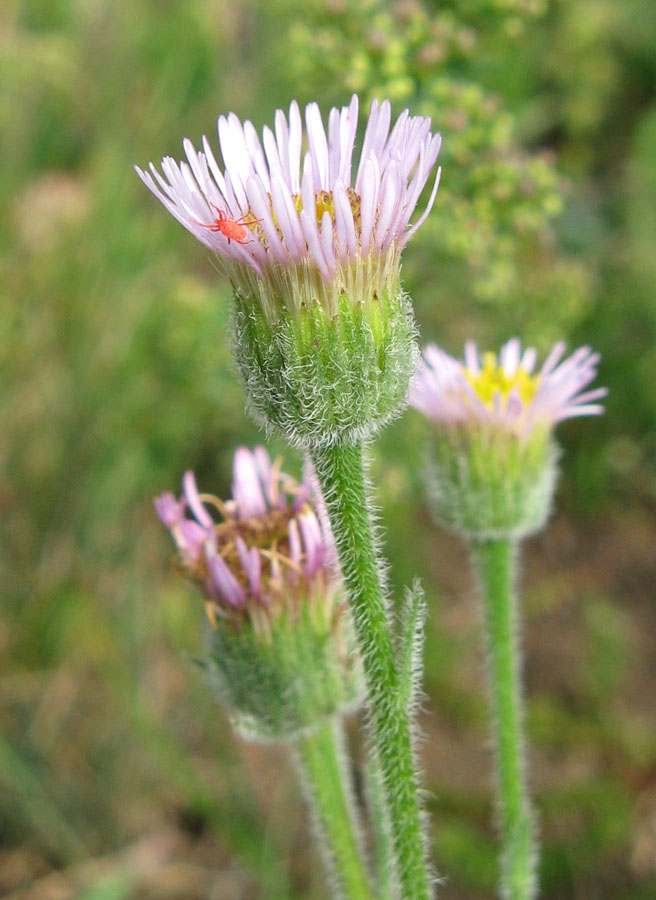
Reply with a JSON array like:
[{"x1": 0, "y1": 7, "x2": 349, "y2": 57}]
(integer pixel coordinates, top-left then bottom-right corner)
[
  {"x1": 232, "y1": 448, "x2": 267, "y2": 517},
  {"x1": 305, "y1": 102, "x2": 329, "y2": 191}
]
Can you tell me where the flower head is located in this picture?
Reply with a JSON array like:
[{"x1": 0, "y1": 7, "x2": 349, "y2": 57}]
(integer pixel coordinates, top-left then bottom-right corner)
[
  {"x1": 410, "y1": 339, "x2": 607, "y2": 539},
  {"x1": 136, "y1": 95, "x2": 441, "y2": 317},
  {"x1": 411, "y1": 338, "x2": 607, "y2": 435},
  {"x1": 156, "y1": 447, "x2": 362, "y2": 738},
  {"x1": 156, "y1": 446, "x2": 338, "y2": 633}
]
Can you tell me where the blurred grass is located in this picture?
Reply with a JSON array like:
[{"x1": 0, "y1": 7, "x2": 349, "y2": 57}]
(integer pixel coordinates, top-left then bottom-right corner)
[{"x1": 1, "y1": 0, "x2": 655, "y2": 898}]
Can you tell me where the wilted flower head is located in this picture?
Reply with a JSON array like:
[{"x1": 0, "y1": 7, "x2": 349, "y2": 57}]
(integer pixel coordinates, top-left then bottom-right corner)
[
  {"x1": 411, "y1": 338, "x2": 607, "y2": 435},
  {"x1": 155, "y1": 446, "x2": 338, "y2": 634},
  {"x1": 137, "y1": 95, "x2": 441, "y2": 317},
  {"x1": 156, "y1": 448, "x2": 362, "y2": 738}
]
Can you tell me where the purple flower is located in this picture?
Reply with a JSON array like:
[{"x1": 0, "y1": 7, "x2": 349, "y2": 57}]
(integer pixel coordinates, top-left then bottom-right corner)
[
  {"x1": 410, "y1": 338, "x2": 607, "y2": 435},
  {"x1": 136, "y1": 96, "x2": 441, "y2": 283},
  {"x1": 155, "y1": 447, "x2": 338, "y2": 624}
]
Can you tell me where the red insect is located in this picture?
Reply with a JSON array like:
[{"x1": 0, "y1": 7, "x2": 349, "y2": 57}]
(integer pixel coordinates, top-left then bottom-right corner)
[{"x1": 196, "y1": 203, "x2": 261, "y2": 244}]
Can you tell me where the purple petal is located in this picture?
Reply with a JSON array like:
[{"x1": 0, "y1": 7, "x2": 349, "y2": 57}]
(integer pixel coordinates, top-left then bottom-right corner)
[
  {"x1": 270, "y1": 167, "x2": 306, "y2": 260},
  {"x1": 500, "y1": 338, "x2": 521, "y2": 377},
  {"x1": 338, "y1": 95, "x2": 359, "y2": 186},
  {"x1": 298, "y1": 510, "x2": 323, "y2": 577},
  {"x1": 464, "y1": 340, "x2": 480, "y2": 374},
  {"x1": 320, "y1": 210, "x2": 336, "y2": 271},
  {"x1": 328, "y1": 106, "x2": 341, "y2": 186},
  {"x1": 288, "y1": 518, "x2": 302, "y2": 569},
  {"x1": 300, "y1": 209, "x2": 331, "y2": 281},
  {"x1": 333, "y1": 179, "x2": 356, "y2": 259},
  {"x1": 182, "y1": 471, "x2": 214, "y2": 530},
  {"x1": 288, "y1": 100, "x2": 303, "y2": 193},
  {"x1": 154, "y1": 492, "x2": 182, "y2": 529},
  {"x1": 305, "y1": 102, "x2": 329, "y2": 191},
  {"x1": 399, "y1": 163, "x2": 441, "y2": 248},
  {"x1": 359, "y1": 155, "x2": 380, "y2": 254},
  {"x1": 206, "y1": 549, "x2": 246, "y2": 609},
  {"x1": 244, "y1": 175, "x2": 288, "y2": 265},
  {"x1": 179, "y1": 520, "x2": 208, "y2": 563},
  {"x1": 235, "y1": 535, "x2": 262, "y2": 598}
]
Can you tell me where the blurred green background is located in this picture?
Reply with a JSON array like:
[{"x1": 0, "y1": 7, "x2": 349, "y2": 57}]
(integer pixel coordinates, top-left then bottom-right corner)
[{"x1": 2, "y1": 0, "x2": 655, "y2": 897}]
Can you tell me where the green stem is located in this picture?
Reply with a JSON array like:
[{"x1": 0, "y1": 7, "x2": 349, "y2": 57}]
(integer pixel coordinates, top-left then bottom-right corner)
[
  {"x1": 473, "y1": 538, "x2": 537, "y2": 900},
  {"x1": 294, "y1": 718, "x2": 372, "y2": 900},
  {"x1": 310, "y1": 441, "x2": 431, "y2": 900}
]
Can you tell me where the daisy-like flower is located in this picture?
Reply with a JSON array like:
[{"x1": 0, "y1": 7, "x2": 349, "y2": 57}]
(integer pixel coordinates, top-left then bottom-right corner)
[
  {"x1": 137, "y1": 95, "x2": 441, "y2": 318},
  {"x1": 156, "y1": 446, "x2": 337, "y2": 631},
  {"x1": 139, "y1": 97, "x2": 441, "y2": 446},
  {"x1": 411, "y1": 338, "x2": 607, "y2": 433},
  {"x1": 410, "y1": 339, "x2": 607, "y2": 539}
]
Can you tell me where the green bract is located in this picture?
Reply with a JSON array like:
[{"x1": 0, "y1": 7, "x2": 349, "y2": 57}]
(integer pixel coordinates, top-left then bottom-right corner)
[
  {"x1": 232, "y1": 284, "x2": 418, "y2": 449},
  {"x1": 207, "y1": 596, "x2": 363, "y2": 741},
  {"x1": 426, "y1": 426, "x2": 558, "y2": 540}
]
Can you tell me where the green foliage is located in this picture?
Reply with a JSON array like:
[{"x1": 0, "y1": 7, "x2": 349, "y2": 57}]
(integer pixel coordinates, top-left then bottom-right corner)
[{"x1": 433, "y1": 819, "x2": 498, "y2": 893}]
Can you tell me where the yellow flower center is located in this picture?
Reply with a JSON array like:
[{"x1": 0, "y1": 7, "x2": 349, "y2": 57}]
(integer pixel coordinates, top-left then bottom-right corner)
[
  {"x1": 291, "y1": 188, "x2": 362, "y2": 228},
  {"x1": 465, "y1": 352, "x2": 539, "y2": 408}
]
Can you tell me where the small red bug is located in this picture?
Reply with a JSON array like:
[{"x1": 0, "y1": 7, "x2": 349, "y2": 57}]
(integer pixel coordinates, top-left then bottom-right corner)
[{"x1": 196, "y1": 203, "x2": 261, "y2": 245}]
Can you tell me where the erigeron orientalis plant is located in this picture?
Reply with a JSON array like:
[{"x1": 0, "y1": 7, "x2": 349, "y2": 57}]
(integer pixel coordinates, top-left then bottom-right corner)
[
  {"x1": 410, "y1": 339, "x2": 606, "y2": 899},
  {"x1": 156, "y1": 448, "x2": 371, "y2": 899},
  {"x1": 140, "y1": 94, "x2": 440, "y2": 900},
  {"x1": 141, "y1": 95, "x2": 605, "y2": 900}
]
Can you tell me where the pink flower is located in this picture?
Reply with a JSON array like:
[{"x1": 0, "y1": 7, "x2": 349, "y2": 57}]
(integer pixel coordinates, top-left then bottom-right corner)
[
  {"x1": 155, "y1": 447, "x2": 338, "y2": 621},
  {"x1": 136, "y1": 96, "x2": 441, "y2": 283},
  {"x1": 410, "y1": 338, "x2": 607, "y2": 435}
]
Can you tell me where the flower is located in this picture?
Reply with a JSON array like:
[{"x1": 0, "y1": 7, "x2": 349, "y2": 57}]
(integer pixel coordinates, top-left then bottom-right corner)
[
  {"x1": 139, "y1": 98, "x2": 441, "y2": 446},
  {"x1": 410, "y1": 339, "x2": 607, "y2": 539},
  {"x1": 136, "y1": 95, "x2": 441, "y2": 317},
  {"x1": 156, "y1": 447, "x2": 362, "y2": 738},
  {"x1": 410, "y1": 338, "x2": 607, "y2": 434},
  {"x1": 137, "y1": 94, "x2": 441, "y2": 274},
  {"x1": 155, "y1": 446, "x2": 337, "y2": 630}
]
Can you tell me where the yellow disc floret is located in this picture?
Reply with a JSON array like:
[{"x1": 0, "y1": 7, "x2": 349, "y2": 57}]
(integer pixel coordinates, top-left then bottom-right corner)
[{"x1": 465, "y1": 352, "x2": 540, "y2": 408}]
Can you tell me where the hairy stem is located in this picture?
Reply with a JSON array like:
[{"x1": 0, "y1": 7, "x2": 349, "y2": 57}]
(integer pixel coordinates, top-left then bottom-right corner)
[
  {"x1": 294, "y1": 718, "x2": 372, "y2": 900},
  {"x1": 310, "y1": 441, "x2": 431, "y2": 900},
  {"x1": 473, "y1": 538, "x2": 537, "y2": 900},
  {"x1": 365, "y1": 752, "x2": 395, "y2": 900}
]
